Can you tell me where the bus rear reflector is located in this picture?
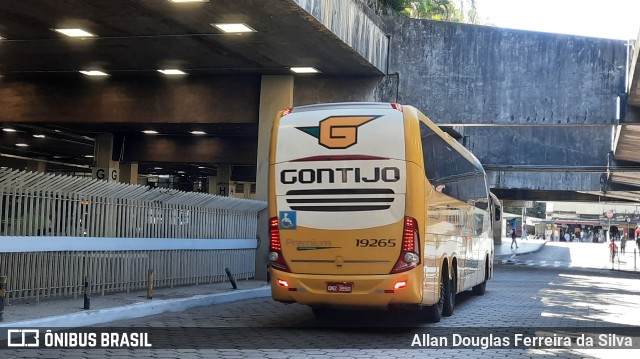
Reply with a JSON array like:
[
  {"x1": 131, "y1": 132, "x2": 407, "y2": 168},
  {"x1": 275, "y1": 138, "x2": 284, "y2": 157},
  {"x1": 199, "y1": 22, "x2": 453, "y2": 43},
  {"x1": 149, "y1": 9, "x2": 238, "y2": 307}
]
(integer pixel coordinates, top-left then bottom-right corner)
[
  {"x1": 394, "y1": 281, "x2": 407, "y2": 290},
  {"x1": 391, "y1": 216, "x2": 421, "y2": 274},
  {"x1": 269, "y1": 217, "x2": 291, "y2": 272},
  {"x1": 277, "y1": 279, "x2": 289, "y2": 287}
]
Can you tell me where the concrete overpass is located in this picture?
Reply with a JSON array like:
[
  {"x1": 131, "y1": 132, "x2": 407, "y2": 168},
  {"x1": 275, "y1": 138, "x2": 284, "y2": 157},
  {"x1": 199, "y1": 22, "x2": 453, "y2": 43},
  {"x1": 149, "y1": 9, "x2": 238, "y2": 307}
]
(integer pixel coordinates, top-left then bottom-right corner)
[{"x1": 0, "y1": 0, "x2": 639, "y2": 204}]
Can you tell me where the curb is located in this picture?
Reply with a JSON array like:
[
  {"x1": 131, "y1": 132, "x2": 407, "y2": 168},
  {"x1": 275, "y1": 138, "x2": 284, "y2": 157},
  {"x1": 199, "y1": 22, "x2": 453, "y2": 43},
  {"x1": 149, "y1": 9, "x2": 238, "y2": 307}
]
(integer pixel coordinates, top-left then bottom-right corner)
[
  {"x1": 495, "y1": 241, "x2": 547, "y2": 260},
  {"x1": 0, "y1": 286, "x2": 271, "y2": 329}
]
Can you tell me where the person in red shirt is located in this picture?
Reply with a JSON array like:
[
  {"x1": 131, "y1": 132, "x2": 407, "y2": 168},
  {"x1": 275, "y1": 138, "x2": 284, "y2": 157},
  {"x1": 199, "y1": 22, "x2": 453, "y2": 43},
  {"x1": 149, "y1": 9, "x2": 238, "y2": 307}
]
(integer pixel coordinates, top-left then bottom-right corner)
[{"x1": 609, "y1": 238, "x2": 618, "y2": 263}]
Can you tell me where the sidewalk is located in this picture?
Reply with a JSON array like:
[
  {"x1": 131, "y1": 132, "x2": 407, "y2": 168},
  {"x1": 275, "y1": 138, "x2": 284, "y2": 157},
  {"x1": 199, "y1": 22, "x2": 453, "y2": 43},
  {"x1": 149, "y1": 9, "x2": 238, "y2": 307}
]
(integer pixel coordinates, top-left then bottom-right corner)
[
  {"x1": 495, "y1": 237, "x2": 640, "y2": 273},
  {"x1": 0, "y1": 279, "x2": 271, "y2": 328},
  {"x1": 495, "y1": 237, "x2": 546, "y2": 258}
]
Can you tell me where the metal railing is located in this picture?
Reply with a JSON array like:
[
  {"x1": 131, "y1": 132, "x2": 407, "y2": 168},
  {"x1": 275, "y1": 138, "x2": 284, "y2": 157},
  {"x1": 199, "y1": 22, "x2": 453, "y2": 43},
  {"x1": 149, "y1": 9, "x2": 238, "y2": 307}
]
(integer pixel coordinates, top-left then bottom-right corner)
[
  {"x1": 0, "y1": 249, "x2": 255, "y2": 300},
  {"x1": 0, "y1": 168, "x2": 265, "y2": 238},
  {"x1": 0, "y1": 168, "x2": 266, "y2": 301}
]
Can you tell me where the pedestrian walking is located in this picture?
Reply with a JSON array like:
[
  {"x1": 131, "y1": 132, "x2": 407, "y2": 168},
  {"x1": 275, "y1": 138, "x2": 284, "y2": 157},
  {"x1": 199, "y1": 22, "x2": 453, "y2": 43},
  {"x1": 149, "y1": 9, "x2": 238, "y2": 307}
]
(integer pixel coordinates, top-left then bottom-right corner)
[
  {"x1": 609, "y1": 238, "x2": 618, "y2": 263},
  {"x1": 510, "y1": 228, "x2": 518, "y2": 249},
  {"x1": 620, "y1": 234, "x2": 626, "y2": 255}
]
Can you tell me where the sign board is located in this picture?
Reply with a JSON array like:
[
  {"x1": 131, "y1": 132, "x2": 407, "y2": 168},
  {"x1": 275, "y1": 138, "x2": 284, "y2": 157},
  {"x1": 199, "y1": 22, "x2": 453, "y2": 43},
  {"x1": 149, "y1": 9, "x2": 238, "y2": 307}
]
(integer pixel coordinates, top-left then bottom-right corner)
[
  {"x1": 606, "y1": 211, "x2": 614, "y2": 219},
  {"x1": 92, "y1": 167, "x2": 119, "y2": 182}
]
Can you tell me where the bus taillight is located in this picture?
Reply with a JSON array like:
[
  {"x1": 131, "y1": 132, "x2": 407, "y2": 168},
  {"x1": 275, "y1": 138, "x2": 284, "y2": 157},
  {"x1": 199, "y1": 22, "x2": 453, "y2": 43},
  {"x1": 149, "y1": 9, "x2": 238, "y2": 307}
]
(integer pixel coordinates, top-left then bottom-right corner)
[
  {"x1": 391, "y1": 216, "x2": 421, "y2": 274},
  {"x1": 281, "y1": 108, "x2": 293, "y2": 117},
  {"x1": 269, "y1": 217, "x2": 291, "y2": 272}
]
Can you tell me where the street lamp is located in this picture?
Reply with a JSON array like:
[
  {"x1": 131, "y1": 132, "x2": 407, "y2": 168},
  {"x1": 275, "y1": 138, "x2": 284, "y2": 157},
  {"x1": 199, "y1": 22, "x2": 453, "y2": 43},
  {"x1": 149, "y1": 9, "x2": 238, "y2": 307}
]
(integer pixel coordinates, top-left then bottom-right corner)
[{"x1": 627, "y1": 217, "x2": 631, "y2": 241}]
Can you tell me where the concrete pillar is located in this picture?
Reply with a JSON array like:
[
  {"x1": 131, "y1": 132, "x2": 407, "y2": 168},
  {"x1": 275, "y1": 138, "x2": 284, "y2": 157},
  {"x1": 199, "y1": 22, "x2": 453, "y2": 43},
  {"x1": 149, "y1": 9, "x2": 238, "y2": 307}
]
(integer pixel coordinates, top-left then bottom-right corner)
[
  {"x1": 493, "y1": 200, "x2": 503, "y2": 245},
  {"x1": 255, "y1": 75, "x2": 294, "y2": 280},
  {"x1": 207, "y1": 176, "x2": 217, "y2": 195},
  {"x1": 120, "y1": 162, "x2": 138, "y2": 185},
  {"x1": 26, "y1": 159, "x2": 46, "y2": 173},
  {"x1": 92, "y1": 134, "x2": 119, "y2": 181},
  {"x1": 95, "y1": 134, "x2": 113, "y2": 168},
  {"x1": 212, "y1": 165, "x2": 231, "y2": 196}
]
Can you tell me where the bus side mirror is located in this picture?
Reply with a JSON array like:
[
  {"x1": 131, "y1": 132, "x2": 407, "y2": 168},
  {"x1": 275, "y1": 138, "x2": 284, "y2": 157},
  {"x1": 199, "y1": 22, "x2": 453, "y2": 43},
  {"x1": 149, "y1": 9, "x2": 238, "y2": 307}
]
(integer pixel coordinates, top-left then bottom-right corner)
[{"x1": 494, "y1": 207, "x2": 501, "y2": 221}]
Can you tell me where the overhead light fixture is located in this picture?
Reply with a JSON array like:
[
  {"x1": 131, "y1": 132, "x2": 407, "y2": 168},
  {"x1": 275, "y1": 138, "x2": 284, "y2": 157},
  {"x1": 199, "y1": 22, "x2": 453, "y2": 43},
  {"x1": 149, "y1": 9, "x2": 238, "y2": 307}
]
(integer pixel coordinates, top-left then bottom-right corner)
[
  {"x1": 54, "y1": 28, "x2": 97, "y2": 38},
  {"x1": 157, "y1": 69, "x2": 187, "y2": 75},
  {"x1": 169, "y1": 0, "x2": 209, "y2": 2},
  {"x1": 197, "y1": 166, "x2": 205, "y2": 169},
  {"x1": 0, "y1": 36, "x2": 5, "y2": 40},
  {"x1": 33, "y1": 134, "x2": 46, "y2": 138},
  {"x1": 154, "y1": 167, "x2": 163, "y2": 170},
  {"x1": 290, "y1": 67, "x2": 320, "y2": 74},
  {"x1": 15, "y1": 143, "x2": 29, "y2": 147},
  {"x1": 84, "y1": 155, "x2": 94, "y2": 158},
  {"x1": 212, "y1": 23, "x2": 256, "y2": 34},
  {"x1": 177, "y1": 171, "x2": 185, "y2": 174},
  {"x1": 190, "y1": 131, "x2": 206, "y2": 135},
  {"x1": 80, "y1": 70, "x2": 108, "y2": 76},
  {"x1": 3, "y1": 128, "x2": 17, "y2": 132},
  {"x1": 142, "y1": 130, "x2": 158, "y2": 134}
]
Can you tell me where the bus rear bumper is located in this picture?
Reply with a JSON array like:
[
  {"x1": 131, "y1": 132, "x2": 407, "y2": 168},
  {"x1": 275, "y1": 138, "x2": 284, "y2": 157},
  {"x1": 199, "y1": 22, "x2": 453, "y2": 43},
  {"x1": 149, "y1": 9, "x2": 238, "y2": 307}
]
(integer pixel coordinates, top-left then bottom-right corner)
[{"x1": 270, "y1": 269, "x2": 425, "y2": 309}]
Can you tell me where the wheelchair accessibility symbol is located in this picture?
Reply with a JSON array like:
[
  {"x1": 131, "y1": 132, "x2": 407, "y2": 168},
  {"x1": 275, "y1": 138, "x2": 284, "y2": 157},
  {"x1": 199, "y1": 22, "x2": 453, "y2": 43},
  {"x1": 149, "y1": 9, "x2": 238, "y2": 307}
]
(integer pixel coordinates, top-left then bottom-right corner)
[{"x1": 279, "y1": 211, "x2": 297, "y2": 230}]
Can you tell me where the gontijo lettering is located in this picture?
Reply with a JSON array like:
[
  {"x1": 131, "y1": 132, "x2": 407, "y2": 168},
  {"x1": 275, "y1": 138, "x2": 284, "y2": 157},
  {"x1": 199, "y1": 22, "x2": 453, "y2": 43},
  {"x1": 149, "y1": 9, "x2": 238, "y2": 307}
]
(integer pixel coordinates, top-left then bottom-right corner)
[{"x1": 280, "y1": 167, "x2": 400, "y2": 184}]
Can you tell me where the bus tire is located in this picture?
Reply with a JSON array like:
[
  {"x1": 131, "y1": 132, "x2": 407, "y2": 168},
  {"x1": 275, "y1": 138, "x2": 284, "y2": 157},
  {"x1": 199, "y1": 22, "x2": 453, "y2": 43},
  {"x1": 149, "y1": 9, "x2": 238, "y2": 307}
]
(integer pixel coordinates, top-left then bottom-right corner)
[
  {"x1": 423, "y1": 269, "x2": 447, "y2": 322},
  {"x1": 443, "y1": 266, "x2": 455, "y2": 317},
  {"x1": 472, "y1": 258, "x2": 489, "y2": 296}
]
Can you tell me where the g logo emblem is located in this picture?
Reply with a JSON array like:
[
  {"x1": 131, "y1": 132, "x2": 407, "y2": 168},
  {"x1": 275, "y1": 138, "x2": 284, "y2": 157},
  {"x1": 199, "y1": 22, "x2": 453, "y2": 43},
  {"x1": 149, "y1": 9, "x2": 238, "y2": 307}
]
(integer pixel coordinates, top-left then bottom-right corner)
[{"x1": 297, "y1": 115, "x2": 379, "y2": 149}]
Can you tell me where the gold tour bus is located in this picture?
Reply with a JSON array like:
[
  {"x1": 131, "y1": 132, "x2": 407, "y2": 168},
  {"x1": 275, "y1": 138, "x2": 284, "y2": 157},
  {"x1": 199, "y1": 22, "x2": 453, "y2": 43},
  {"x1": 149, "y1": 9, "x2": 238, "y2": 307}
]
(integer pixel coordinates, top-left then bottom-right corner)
[{"x1": 267, "y1": 102, "x2": 500, "y2": 321}]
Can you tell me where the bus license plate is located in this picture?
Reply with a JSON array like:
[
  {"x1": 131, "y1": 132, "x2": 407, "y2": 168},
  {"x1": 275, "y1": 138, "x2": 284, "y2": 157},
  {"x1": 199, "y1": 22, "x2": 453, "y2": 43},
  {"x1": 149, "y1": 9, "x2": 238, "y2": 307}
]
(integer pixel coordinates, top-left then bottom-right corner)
[{"x1": 327, "y1": 282, "x2": 353, "y2": 293}]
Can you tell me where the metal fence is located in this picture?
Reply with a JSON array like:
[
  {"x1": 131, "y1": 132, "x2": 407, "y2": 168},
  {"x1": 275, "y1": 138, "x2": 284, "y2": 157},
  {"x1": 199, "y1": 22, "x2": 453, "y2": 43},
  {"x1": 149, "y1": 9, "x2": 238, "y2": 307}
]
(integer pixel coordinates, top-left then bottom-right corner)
[
  {"x1": 0, "y1": 168, "x2": 266, "y2": 301},
  {"x1": 0, "y1": 168, "x2": 265, "y2": 238},
  {"x1": 0, "y1": 249, "x2": 255, "y2": 300}
]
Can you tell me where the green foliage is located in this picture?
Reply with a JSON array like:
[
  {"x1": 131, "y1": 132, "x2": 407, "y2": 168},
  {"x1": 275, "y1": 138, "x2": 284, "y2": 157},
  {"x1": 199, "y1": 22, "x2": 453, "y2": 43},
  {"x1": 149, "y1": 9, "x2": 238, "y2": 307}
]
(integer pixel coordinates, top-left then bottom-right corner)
[
  {"x1": 407, "y1": 0, "x2": 461, "y2": 22},
  {"x1": 376, "y1": 0, "x2": 486, "y2": 24},
  {"x1": 377, "y1": 0, "x2": 407, "y2": 14}
]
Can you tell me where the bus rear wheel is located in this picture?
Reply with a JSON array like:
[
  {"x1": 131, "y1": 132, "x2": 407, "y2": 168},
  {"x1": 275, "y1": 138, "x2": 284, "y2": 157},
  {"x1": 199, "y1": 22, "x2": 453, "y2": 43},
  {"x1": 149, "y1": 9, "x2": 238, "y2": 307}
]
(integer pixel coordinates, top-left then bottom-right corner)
[
  {"x1": 423, "y1": 269, "x2": 448, "y2": 322},
  {"x1": 443, "y1": 268, "x2": 455, "y2": 317},
  {"x1": 472, "y1": 258, "x2": 489, "y2": 296}
]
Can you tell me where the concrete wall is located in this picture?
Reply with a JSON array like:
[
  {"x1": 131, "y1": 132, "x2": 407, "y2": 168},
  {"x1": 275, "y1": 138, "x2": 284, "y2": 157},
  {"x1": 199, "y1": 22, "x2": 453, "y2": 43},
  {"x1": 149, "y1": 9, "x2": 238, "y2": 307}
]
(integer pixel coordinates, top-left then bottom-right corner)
[
  {"x1": 0, "y1": 76, "x2": 261, "y2": 124},
  {"x1": 384, "y1": 17, "x2": 626, "y2": 125},
  {"x1": 293, "y1": 76, "x2": 382, "y2": 105},
  {"x1": 293, "y1": 0, "x2": 388, "y2": 74},
  {"x1": 382, "y1": 17, "x2": 628, "y2": 193},
  {"x1": 463, "y1": 126, "x2": 613, "y2": 167}
]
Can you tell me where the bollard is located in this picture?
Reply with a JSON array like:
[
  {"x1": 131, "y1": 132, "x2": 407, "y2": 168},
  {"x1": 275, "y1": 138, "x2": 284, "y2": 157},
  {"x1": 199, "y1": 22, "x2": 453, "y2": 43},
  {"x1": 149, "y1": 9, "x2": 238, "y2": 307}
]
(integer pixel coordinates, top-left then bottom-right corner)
[
  {"x1": 147, "y1": 269, "x2": 154, "y2": 300},
  {"x1": 225, "y1": 267, "x2": 238, "y2": 290},
  {"x1": 635, "y1": 248, "x2": 637, "y2": 270},
  {"x1": 83, "y1": 275, "x2": 91, "y2": 310},
  {"x1": 266, "y1": 265, "x2": 270, "y2": 284},
  {"x1": 0, "y1": 276, "x2": 6, "y2": 322}
]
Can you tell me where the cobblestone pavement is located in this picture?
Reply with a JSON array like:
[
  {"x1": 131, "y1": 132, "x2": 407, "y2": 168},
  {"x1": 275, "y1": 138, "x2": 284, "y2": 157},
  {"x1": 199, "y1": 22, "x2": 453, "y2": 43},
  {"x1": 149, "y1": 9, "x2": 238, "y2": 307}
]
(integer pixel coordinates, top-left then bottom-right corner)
[{"x1": 4, "y1": 265, "x2": 640, "y2": 358}]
